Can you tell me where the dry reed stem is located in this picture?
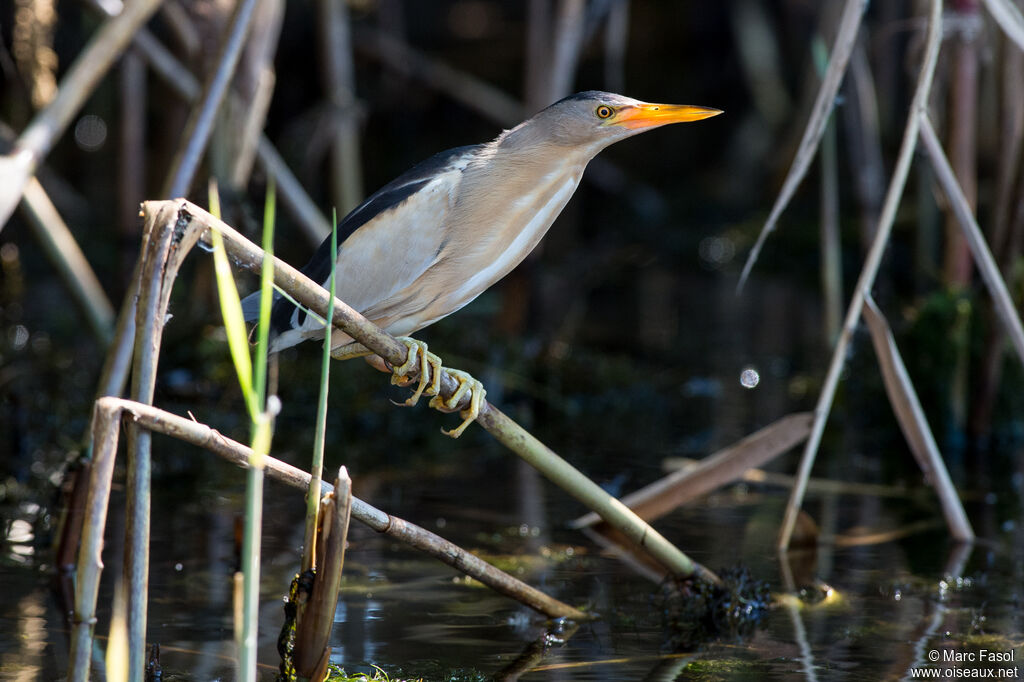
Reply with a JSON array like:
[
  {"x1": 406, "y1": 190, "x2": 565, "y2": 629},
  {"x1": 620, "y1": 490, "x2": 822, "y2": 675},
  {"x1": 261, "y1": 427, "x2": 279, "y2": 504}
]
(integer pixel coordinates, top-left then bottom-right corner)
[
  {"x1": 294, "y1": 467, "x2": 351, "y2": 678},
  {"x1": 983, "y1": 0, "x2": 1024, "y2": 51},
  {"x1": 162, "y1": 0, "x2": 262, "y2": 198},
  {"x1": 123, "y1": 201, "x2": 206, "y2": 678},
  {"x1": 130, "y1": 19, "x2": 333, "y2": 242},
  {"x1": 19, "y1": 175, "x2": 115, "y2": 344},
  {"x1": 861, "y1": 294, "x2": 973, "y2": 542},
  {"x1": 0, "y1": 0, "x2": 164, "y2": 229},
  {"x1": 777, "y1": 0, "x2": 944, "y2": 551},
  {"x1": 570, "y1": 413, "x2": 812, "y2": 529},
  {"x1": 320, "y1": 0, "x2": 363, "y2": 214},
  {"x1": 68, "y1": 401, "x2": 121, "y2": 682},
  {"x1": 78, "y1": 397, "x2": 586, "y2": 622},
  {"x1": 354, "y1": 29, "x2": 525, "y2": 126},
  {"x1": 663, "y1": 459, "x2": 924, "y2": 500},
  {"x1": 737, "y1": 0, "x2": 869, "y2": 291}
]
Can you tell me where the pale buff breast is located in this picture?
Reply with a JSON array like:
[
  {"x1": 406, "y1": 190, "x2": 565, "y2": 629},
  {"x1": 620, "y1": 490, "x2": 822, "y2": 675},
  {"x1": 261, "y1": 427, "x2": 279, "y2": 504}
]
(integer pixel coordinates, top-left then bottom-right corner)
[{"x1": 362, "y1": 145, "x2": 590, "y2": 336}]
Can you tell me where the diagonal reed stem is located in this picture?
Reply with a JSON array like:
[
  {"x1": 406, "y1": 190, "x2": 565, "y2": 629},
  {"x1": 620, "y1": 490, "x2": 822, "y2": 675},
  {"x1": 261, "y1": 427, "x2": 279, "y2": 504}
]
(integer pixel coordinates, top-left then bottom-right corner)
[
  {"x1": 737, "y1": 0, "x2": 869, "y2": 291},
  {"x1": 918, "y1": 114, "x2": 1024, "y2": 365},
  {"x1": 777, "y1": 0, "x2": 944, "y2": 551}
]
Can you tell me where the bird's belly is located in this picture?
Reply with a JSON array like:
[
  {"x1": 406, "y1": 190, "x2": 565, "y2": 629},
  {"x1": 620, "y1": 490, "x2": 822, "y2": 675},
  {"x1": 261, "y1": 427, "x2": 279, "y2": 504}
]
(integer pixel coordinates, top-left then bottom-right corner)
[
  {"x1": 386, "y1": 174, "x2": 580, "y2": 334},
  {"x1": 454, "y1": 176, "x2": 578, "y2": 300}
]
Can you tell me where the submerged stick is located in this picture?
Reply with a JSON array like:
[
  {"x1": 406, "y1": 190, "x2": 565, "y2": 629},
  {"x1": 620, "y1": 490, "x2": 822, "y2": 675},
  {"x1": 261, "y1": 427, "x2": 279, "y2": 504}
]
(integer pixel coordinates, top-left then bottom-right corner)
[
  {"x1": 861, "y1": 294, "x2": 973, "y2": 542},
  {"x1": 88, "y1": 397, "x2": 587, "y2": 621},
  {"x1": 777, "y1": 0, "x2": 944, "y2": 551}
]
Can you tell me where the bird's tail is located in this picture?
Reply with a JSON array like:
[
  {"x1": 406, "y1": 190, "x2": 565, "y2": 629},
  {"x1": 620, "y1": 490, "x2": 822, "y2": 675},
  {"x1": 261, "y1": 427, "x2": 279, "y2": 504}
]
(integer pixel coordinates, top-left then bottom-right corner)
[
  {"x1": 241, "y1": 288, "x2": 314, "y2": 353},
  {"x1": 240, "y1": 289, "x2": 277, "y2": 323}
]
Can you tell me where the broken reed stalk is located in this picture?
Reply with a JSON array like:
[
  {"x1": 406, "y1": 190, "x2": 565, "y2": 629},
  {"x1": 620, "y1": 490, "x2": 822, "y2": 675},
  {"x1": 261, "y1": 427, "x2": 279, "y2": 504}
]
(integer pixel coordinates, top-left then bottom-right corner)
[
  {"x1": 861, "y1": 294, "x2": 973, "y2": 541},
  {"x1": 294, "y1": 467, "x2": 352, "y2": 678},
  {"x1": 570, "y1": 413, "x2": 812, "y2": 529},
  {"x1": 124, "y1": 200, "x2": 205, "y2": 678},
  {"x1": 162, "y1": 200, "x2": 718, "y2": 585},
  {"x1": 777, "y1": 0, "x2": 944, "y2": 551},
  {"x1": 68, "y1": 404, "x2": 120, "y2": 681}
]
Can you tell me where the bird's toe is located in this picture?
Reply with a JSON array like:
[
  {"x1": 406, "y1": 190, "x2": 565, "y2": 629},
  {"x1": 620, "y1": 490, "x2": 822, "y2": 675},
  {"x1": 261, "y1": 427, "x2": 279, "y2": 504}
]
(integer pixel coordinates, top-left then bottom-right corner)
[{"x1": 429, "y1": 369, "x2": 486, "y2": 438}]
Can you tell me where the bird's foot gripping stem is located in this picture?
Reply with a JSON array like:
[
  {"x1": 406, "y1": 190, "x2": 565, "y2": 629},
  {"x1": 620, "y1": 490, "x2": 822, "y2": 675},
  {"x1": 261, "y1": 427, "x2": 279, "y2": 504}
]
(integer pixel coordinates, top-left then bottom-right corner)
[
  {"x1": 428, "y1": 369, "x2": 486, "y2": 438},
  {"x1": 391, "y1": 337, "x2": 485, "y2": 438},
  {"x1": 391, "y1": 337, "x2": 443, "y2": 406}
]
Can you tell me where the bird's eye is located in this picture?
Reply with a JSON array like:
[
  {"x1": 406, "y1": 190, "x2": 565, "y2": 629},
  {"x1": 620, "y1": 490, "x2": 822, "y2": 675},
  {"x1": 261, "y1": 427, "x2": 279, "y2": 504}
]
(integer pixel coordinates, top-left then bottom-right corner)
[{"x1": 595, "y1": 105, "x2": 614, "y2": 119}]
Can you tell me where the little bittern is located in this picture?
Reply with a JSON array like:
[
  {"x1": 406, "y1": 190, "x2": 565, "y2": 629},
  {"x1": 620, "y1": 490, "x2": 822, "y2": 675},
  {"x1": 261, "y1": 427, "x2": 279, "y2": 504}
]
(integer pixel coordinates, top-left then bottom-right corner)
[{"x1": 244, "y1": 91, "x2": 721, "y2": 435}]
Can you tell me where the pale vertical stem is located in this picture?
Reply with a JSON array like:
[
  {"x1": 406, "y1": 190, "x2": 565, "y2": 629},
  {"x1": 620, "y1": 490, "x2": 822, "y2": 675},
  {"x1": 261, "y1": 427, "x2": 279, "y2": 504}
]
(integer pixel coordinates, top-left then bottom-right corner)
[
  {"x1": 124, "y1": 247, "x2": 166, "y2": 680},
  {"x1": 162, "y1": 0, "x2": 262, "y2": 198},
  {"x1": 778, "y1": 0, "x2": 945, "y2": 551},
  {"x1": 237, "y1": 464, "x2": 264, "y2": 680},
  {"x1": 121, "y1": 201, "x2": 206, "y2": 680},
  {"x1": 68, "y1": 400, "x2": 121, "y2": 682},
  {"x1": 303, "y1": 219, "x2": 336, "y2": 573},
  {"x1": 814, "y1": 37, "x2": 843, "y2": 343},
  {"x1": 320, "y1": 0, "x2": 363, "y2": 215}
]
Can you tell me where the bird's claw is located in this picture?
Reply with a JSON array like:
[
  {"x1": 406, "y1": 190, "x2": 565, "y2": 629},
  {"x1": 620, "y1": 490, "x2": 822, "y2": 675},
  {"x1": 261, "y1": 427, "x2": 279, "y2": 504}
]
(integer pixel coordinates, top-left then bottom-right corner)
[
  {"x1": 391, "y1": 337, "x2": 442, "y2": 406},
  {"x1": 389, "y1": 338, "x2": 484, "y2": 438},
  {"x1": 428, "y1": 369, "x2": 486, "y2": 438}
]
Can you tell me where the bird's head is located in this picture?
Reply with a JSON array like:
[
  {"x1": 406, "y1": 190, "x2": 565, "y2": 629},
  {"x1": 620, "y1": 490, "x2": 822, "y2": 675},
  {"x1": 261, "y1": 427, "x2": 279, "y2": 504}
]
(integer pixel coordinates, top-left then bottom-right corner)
[{"x1": 527, "y1": 91, "x2": 722, "y2": 154}]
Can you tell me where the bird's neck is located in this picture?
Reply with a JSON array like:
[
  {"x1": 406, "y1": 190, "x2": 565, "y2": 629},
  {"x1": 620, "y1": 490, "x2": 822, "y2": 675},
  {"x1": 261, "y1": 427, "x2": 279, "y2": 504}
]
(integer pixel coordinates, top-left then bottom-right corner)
[{"x1": 493, "y1": 125, "x2": 606, "y2": 165}]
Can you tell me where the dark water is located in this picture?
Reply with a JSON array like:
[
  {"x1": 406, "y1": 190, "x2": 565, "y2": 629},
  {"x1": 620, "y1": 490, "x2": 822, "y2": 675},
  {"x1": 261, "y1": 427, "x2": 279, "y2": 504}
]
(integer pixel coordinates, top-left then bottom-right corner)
[
  {"x1": 3, "y1": 451, "x2": 1023, "y2": 680},
  {"x1": 3, "y1": 215, "x2": 1023, "y2": 680}
]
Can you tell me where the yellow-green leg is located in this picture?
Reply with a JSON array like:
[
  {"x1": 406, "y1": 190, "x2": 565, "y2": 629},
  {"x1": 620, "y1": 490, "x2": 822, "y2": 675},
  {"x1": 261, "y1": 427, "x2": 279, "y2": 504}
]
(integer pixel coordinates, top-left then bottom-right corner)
[{"x1": 332, "y1": 337, "x2": 484, "y2": 438}]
